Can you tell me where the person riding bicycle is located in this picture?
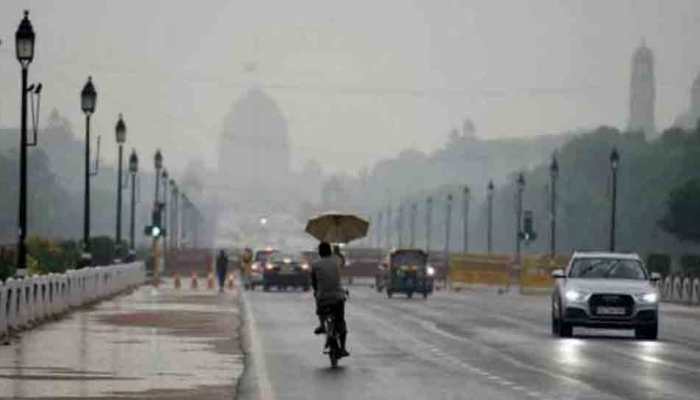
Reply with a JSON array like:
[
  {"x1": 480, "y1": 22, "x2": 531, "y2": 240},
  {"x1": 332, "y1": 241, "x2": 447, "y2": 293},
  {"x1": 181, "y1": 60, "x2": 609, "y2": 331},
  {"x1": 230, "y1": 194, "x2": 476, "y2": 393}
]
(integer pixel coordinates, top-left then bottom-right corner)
[{"x1": 311, "y1": 241, "x2": 349, "y2": 358}]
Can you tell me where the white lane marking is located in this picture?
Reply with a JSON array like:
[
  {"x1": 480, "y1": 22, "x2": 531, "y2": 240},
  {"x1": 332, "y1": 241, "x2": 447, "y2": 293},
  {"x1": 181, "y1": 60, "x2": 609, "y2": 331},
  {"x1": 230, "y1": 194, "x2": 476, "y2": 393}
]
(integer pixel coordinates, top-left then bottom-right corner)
[{"x1": 241, "y1": 291, "x2": 276, "y2": 400}]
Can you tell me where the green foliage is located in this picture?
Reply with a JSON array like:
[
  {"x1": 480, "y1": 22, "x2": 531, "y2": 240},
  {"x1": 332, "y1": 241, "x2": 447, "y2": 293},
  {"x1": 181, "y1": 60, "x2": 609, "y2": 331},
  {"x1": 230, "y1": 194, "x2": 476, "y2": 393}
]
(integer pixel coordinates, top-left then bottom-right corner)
[
  {"x1": 90, "y1": 236, "x2": 117, "y2": 266},
  {"x1": 646, "y1": 254, "x2": 671, "y2": 277},
  {"x1": 680, "y1": 254, "x2": 700, "y2": 277},
  {"x1": 0, "y1": 247, "x2": 16, "y2": 281},
  {"x1": 27, "y1": 236, "x2": 64, "y2": 274},
  {"x1": 660, "y1": 178, "x2": 700, "y2": 242}
]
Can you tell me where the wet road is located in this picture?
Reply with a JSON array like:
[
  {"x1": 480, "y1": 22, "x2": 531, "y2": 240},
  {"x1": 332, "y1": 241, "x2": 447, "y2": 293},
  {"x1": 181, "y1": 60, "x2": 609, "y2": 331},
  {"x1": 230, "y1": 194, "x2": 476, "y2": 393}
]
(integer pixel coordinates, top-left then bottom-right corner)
[
  {"x1": 0, "y1": 282, "x2": 244, "y2": 399},
  {"x1": 241, "y1": 286, "x2": 700, "y2": 400}
]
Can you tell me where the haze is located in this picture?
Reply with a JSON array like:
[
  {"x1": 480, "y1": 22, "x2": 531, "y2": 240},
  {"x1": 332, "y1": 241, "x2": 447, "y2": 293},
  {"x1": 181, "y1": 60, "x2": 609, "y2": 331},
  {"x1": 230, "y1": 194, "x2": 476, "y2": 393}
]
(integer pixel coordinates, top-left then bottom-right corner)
[{"x1": 1, "y1": 0, "x2": 699, "y2": 174}]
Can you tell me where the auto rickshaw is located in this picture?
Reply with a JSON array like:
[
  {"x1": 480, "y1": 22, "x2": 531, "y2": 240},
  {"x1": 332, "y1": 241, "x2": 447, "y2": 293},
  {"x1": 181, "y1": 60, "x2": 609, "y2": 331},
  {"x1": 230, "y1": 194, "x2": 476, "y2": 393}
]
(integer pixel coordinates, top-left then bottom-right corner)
[{"x1": 378, "y1": 249, "x2": 435, "y2": 299}]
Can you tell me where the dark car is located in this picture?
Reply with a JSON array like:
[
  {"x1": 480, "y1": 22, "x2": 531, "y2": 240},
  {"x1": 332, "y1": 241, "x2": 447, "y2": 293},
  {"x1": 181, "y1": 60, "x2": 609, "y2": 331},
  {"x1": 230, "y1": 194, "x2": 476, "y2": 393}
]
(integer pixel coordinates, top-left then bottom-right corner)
[
  {"x1": 378, "y1": 249, "x2": 435, "y2": 299},
  {"x1": 263, "y1": 253, "x2": 311, "y2": 291}
]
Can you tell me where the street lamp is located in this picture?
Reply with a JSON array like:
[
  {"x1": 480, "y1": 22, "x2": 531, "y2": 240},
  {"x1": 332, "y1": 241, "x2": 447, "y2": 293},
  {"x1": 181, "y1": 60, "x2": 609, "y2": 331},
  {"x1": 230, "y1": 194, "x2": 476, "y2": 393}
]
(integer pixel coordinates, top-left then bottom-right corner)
[
  {"x1": 410, "y1": 203, "x2": 417, "y2": 248},
  {"x1": 445, "y1": 193, "x2": 453, "y2": 258},
  {"x1": 115, "y1": 114, "x2": 126, "y2": 256},
  {"x1": 170, "y1": 180, "x2": 178, "y2": 249},
  {"x1": 81, "y1": 76, "x2": 97, "y2": 264},
  {"x1": 397, "y1": 203, "x2": 404, "y2": 248},
  {"x1": 549, "y1": 154, "x2": 559, "y2": 257},
  {"x1": 425, "y1": 196, "x2": 433, "y2": 254},
  {"x1": 154, "y1": 149, "x2": 163, "y2": 203},
  {"x1": 462, "y1": 186, "x2": 470, "y2": 253},
  {"x1": 161, "y1": 169, "x2": 169, "y2": 258},
  {"x1": 376, "y1": 211, "x2": 382, "y2": 249},
  {"x1": 487, "y1": 180, "x2": 494, "y2": 254},
  {"x1": 515, "y1": 173, "x2": 525, "y2": 265},
  {"x1": 128, "y1": 149, "x2": 138, "y2": 252},
  {"x1": 15, "y1": 10, "x2": 36, "y2": 274},
  {"x1": 610, "y1": 148, "x2": 620, "y2": 252},
  {"x1": 386, "y1": 204, "x2": 392, "y2": 249}
]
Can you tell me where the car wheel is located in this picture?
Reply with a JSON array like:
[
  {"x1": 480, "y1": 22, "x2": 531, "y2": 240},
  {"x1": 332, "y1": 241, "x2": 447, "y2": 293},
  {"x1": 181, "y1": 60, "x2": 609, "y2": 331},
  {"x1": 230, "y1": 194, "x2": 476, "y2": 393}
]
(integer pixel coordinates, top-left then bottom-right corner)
[
  {"x1": 303, "y1": 286, "x2": 310, "y2": 292},
  {"x1": 635, "y1": 323, "x2": 658, "y2": 340},
  {"x1": 556, "y1": 299, "x2": 573, "y2": 338},
  {"x1": 551, "y1": 303, "x2": 559, "y2": 336},
  {"x1": 407, "y1": 291, "x2": 413, "y2": 299},
  {"x1": 263, "y1": 285, "x2": 270, "y2": 292},
  {"x1": 423, "y1": 292, "x2": 428, "y2": 299},
  {"x1": 387, "y1": 290, "x2": 393, "y2": 299}
]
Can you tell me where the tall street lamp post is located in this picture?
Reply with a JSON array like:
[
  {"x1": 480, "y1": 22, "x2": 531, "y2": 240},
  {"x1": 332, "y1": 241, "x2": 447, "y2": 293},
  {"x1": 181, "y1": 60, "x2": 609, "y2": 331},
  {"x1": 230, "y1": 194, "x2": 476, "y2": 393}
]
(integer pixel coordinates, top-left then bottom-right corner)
[
  {"x1": 154, "y1": 150, "x2": 163, "y2": 203},
  {"x1": 445, "y1": 194, "x2": 453, "y2": 259},
  {"x1": 397, "y1": 203, "x2": 404, "y2": 248},
  {"x1": 80, "y1": 77, "x2": 97, "y2": 265},
  {"x1": 128, "y1": 150, "x2": 138, "y2": 253},
  {"x1": 170, "y1": 180, "x2": 178, "y2": 250},
  {"x1": 425, "y1": 196, "x2": 433, "y2": 254},
  {"x1": 410, "y1": 203, "x2": 417, "y2": 248},
  {"x1": 462, "y1": 186, "x2": 470, "y2": 253},
  {"x1": 115, "y1": 114, "x2": 126, "y2": 255},
  {"x1": 549, "y1": 154, "x2": 559, "y2": 257},
  {"x1": 515, "y1": 173, "x2": 525, "y2": 266},
  {"x1": 376, "y1": 211, "x2": 382, "y2": 249},
  {"x1": 161, "y1": 169, "x2": 169, "y2": 268},
  {"x1": 386, "y1": 204, "x2": 392, "y2": 249},
  {"x1": 15, "y1": 10, "x2": 35, "y2": 274},
  {"x1": 610, "y1": 148, "x2": 620, "y2": 252},
  {"x1": 487, "y1": 180, "x2": 494, "y2": 254}
]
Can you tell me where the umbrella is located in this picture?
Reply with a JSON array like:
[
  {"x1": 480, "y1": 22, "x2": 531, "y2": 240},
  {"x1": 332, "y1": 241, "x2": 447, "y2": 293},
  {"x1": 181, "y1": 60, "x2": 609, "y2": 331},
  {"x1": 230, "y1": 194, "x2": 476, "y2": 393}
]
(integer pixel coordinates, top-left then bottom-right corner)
[{"x1": 305, "y1": 212, "x2": 369, "y2": 243}]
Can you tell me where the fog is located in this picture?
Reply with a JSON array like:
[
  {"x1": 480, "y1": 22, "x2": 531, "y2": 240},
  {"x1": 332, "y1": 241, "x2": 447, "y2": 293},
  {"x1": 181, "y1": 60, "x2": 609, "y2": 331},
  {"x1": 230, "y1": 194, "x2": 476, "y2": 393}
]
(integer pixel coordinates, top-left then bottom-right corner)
[{"x1": 1, "y1": 0, "x2": 699, "y2": 175}]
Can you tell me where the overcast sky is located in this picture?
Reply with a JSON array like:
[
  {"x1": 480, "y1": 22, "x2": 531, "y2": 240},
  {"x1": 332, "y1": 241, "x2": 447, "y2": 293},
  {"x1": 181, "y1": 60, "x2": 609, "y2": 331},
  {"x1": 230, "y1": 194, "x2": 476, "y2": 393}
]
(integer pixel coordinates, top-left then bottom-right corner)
[{"x1": 1, "y1": 0, "x2": 699, "y2": 175}]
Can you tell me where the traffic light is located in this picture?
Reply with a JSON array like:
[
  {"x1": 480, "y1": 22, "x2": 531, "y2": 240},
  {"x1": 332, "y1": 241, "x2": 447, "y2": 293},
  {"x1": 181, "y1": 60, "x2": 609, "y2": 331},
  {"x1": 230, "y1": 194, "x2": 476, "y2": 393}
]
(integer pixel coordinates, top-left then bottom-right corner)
[
  {"x1": 520, "y1": 210, "x2": 537, "y2": 242},
  {"x1": 144, "y1": 204, "x2": 166, "y2": 238}
]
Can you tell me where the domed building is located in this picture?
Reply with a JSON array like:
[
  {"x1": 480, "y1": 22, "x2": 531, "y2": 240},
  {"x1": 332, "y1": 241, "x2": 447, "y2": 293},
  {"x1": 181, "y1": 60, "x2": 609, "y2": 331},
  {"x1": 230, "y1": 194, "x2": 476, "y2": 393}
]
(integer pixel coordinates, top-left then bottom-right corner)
[{"x1": 218, "y1": 88, "x2": 291, "y2": 191}]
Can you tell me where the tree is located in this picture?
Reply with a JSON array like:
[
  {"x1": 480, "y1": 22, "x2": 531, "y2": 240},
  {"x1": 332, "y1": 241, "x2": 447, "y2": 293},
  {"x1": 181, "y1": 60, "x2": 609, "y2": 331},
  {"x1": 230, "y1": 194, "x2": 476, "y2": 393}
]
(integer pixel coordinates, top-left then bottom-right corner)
[{"x1": 660, "y1": 178, "x2": 700, "y2": 242}]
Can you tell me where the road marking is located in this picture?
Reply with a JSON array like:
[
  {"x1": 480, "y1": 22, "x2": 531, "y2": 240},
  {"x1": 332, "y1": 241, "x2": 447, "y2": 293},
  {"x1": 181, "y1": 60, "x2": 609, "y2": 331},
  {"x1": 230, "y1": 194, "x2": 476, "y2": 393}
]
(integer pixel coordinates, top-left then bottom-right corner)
[{"x1": 241, "y1": 291, "x2": 276, "y2": 400}]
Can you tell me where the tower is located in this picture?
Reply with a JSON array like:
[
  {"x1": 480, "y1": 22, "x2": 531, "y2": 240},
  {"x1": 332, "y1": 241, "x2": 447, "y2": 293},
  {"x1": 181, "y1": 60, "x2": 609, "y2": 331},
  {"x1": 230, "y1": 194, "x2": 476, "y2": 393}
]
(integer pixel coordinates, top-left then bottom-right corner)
[{"x1": 627, "y1": 40, "x2": 656, "y2": 138}]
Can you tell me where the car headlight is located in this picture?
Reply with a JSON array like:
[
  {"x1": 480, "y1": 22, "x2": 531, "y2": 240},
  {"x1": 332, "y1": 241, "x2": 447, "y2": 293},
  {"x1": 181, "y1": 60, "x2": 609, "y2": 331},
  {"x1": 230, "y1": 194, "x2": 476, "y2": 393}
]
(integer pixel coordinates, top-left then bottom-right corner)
[
  {"x1": 301, "y1": 263, "x2": 310, "y2": 270},
  {"x1": 426, "y1": 266, "x2": 435, "y2": 276},
  {"x1": 266, "y1": 263, "x2": 274, "y2": 270},
  {"x1": 251, "y1": 263, "x2": 259, "y2": 271},
  {"x1": 565, "y1": 289, "x2": 589, "y2": 302},
  {"x1": 636, "y1": 292, "x2": 658, "y2": 304}
]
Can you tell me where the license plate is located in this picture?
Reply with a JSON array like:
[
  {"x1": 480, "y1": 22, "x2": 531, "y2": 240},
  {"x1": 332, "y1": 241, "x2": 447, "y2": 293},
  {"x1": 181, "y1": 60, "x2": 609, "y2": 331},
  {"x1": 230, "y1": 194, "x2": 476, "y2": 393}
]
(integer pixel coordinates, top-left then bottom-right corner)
[{"x1": 597, "y1": 306, "x2": 626, "y2": 315}]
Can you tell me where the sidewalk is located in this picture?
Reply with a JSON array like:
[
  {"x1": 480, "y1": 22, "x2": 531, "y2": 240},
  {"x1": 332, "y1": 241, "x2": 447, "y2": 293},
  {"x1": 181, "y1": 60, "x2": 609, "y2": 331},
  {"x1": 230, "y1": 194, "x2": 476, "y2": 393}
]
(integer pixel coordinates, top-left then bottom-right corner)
[{"x1": 0, "y1": 280, "x2": 244, "y2": 399}]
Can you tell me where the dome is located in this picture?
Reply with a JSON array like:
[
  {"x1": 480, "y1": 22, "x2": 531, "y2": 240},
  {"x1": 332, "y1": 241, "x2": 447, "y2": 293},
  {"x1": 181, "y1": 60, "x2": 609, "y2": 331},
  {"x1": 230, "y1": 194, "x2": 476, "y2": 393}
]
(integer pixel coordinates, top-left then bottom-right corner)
[{"x1": 219, "y1": 88, "x2": 291, "y2": 188}]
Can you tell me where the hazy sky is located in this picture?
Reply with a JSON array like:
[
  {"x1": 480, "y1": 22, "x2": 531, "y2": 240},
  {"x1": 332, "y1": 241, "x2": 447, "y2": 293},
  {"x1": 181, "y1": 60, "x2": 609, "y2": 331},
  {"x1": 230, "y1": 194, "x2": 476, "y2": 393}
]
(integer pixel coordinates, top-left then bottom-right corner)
[{"x1": 1, "y1": 0, "x2": 699, "y2": 175}]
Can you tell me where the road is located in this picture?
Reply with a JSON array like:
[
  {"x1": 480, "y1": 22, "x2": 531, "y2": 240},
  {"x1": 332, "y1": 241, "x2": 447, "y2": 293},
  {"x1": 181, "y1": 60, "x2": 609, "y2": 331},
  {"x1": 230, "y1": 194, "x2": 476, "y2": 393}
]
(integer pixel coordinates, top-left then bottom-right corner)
[{"x1": 241, "y1": 286, "x2": 700, "y2": 400}]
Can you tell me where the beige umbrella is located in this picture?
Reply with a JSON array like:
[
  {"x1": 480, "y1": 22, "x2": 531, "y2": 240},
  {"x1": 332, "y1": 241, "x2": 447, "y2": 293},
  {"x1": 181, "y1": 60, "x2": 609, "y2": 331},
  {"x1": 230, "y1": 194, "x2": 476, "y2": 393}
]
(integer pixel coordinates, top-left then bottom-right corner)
[{"x1": 305, "y1": 212, "x2": 369, "y2": 244}]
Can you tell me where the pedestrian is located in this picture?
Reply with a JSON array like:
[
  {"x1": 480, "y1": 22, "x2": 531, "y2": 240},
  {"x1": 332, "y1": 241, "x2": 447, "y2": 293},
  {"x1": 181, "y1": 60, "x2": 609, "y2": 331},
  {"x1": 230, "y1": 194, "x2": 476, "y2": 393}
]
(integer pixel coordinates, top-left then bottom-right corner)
[{"x1": 216, "y1": 250, "x2": 229, "y2": 292}]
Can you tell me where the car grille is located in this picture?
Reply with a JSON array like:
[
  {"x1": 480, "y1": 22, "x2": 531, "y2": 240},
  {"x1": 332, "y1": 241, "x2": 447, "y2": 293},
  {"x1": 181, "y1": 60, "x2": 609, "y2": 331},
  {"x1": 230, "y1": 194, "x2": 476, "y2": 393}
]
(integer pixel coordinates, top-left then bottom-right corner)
[{"x1": 588, "y1": 294, "x2": 634, "y2": 317}]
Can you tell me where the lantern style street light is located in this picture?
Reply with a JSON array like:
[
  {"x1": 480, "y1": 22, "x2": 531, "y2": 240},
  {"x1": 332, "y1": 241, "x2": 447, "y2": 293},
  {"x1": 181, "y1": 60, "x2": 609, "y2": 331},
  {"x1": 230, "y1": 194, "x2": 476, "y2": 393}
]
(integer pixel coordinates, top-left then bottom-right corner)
[
  {"x1": 487, "y1": 180, "x2": 494, "y2": 253},
  {"x1": 128, "y1": 150, "x2": 138, "y2": 252},
  {"x1": 115, "y1": 114, "x2": 127, "y2": 254},
  {"x1": 15, "y1": 10, "x2": 36, "y2": 274},
  {"x1": 81, "y1": 76, "x2": 97, "y2": 264},
  {"x1": 549, "y1": 154, "x2": 559, "y2": 257},
  {"x1": 515, "y1": 173, "x2": 525, "y2": 265},
  {"x1": 610, "y1": 148, "x2": 620, "y2": 251}
]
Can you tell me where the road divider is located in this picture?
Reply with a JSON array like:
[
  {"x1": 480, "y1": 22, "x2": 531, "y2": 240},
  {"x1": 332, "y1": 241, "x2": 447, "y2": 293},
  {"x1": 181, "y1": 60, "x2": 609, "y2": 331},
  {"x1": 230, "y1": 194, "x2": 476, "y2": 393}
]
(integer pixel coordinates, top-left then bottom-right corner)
[{"x1": 0, "y1": 262, "x2": 144, "y2": 343}]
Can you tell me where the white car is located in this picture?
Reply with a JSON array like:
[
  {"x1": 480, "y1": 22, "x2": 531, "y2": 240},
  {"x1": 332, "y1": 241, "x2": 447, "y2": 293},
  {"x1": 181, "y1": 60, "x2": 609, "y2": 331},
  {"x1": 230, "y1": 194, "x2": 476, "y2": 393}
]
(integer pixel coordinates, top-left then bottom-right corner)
[{"x1": 551, "y1": 252, "x2": 660, "y2": 340}]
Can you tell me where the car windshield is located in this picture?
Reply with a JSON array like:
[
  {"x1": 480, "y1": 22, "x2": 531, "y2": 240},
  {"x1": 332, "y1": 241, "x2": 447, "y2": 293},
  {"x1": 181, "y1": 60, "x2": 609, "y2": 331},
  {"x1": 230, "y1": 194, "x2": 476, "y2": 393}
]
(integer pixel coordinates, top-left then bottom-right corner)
[
  {"x1": 569, "y1": 258, "x2": 647, "y2": 280},
  {"x1": 391, "y1": 250, "x2": 427, "y2": 266},
  {"x1": 255, "y1": 250, "x2": 278, "y2": 262},
  {"x1": 270, "y1": 254, "x2": 301, "y2": 264}
]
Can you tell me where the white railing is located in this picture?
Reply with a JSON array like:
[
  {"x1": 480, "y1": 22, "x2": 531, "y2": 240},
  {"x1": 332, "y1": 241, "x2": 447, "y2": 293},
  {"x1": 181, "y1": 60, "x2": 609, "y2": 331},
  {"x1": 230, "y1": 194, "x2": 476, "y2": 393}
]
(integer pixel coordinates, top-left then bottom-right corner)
[
  {"x1": 659, "y1": 275, "x2": 700, "y2": 305},
  {"x1": 0, "y1": 262, "x2": 145, "y2": 340}
]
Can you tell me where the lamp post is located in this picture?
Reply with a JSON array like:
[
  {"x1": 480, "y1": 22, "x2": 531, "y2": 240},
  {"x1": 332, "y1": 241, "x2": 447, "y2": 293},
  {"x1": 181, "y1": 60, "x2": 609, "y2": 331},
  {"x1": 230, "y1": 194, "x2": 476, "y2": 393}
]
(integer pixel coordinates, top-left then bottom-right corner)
[
  {"x1": 128, "y1": 150, "x2": 138, "y2": 252},
  {"x1": 170, "y1": 180, "x2": 177, "y2": 250},
  {"x1": 161, "y1": 169, "x2": 169, "y2": 268},
  {"x1": 426, "y1": 196, "x2": 433, "y2": 253},
  {"x1": 115, "y1": 114, "x2": 126, "y2": 255},
  {"x1": 81, "y1": 76, "x2": 97, "y2": 264},
  {"x1": 445, "y1": 193, "x2": 453, "y2": 259},
  {"x1": 515, "y1": 173, "x2": 525, "y2": 265},
  {"x1": 15, "y1": 10, "x2": 35, "y2": 274},
  {"x1": 376, "y1": 211, "x2": 382, "y2": 249},
  {"x1": 386, "y1": 204, "x2": 392, "y2": 249},
  {"x1": 487, "y1": 180, "x2": 494, "y2": 253},
  {"x1": 462, "y1": 186, "x2": 470, "y2": 253},
  {"x1": 154, "y1": 150, "x2": 163, "y2": 203},
  {"x1": 549, "y1": 154, "x2": 559, "y2": 257},
  {"x1": 410, "y1": 203, "x2": 417, "y2": 248},
  {"x1": 397, "y1": 203, "x2": 404, "y2": 248},
  {"x1": 610, "y1": 148, "x2": 620, "y2": 252}
]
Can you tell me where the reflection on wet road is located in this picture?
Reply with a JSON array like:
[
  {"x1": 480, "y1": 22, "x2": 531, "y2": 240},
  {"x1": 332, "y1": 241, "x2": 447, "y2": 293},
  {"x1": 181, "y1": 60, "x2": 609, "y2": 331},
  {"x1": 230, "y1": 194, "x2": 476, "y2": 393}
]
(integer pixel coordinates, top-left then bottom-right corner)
[
  {"x1": 242, "y1": 286, "x2": 700, "y2": 400},
  {"x1": 0, "y1": 282, "x2": 243, "y2": 399}
]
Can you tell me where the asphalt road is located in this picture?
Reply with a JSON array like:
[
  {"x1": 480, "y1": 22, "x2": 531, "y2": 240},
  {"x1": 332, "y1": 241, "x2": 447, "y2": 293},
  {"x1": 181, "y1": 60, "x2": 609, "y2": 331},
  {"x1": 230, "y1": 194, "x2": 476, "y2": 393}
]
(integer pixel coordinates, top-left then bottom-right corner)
[{"x1": 241, "y1": 286, "x2": 700, "y2": 400}]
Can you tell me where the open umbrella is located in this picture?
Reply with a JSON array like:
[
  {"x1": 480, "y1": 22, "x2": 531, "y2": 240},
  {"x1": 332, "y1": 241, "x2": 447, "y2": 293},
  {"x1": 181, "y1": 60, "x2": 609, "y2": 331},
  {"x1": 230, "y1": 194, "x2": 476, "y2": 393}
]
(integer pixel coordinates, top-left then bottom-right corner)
[{"x1": 305, "y1": 212, "x2": 369, "y2": 243}]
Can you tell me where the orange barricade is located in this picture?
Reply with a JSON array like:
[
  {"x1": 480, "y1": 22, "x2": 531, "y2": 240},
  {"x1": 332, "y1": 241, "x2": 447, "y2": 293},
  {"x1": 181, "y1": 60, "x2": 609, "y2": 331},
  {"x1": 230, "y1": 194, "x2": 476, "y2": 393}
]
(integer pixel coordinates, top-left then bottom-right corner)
[
  {"x1": 448, "y1": 253, "x2": 511, "y2": 288},
  {"x1": 519, "y1": 254, "x2": 570, "y2": 293}
]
